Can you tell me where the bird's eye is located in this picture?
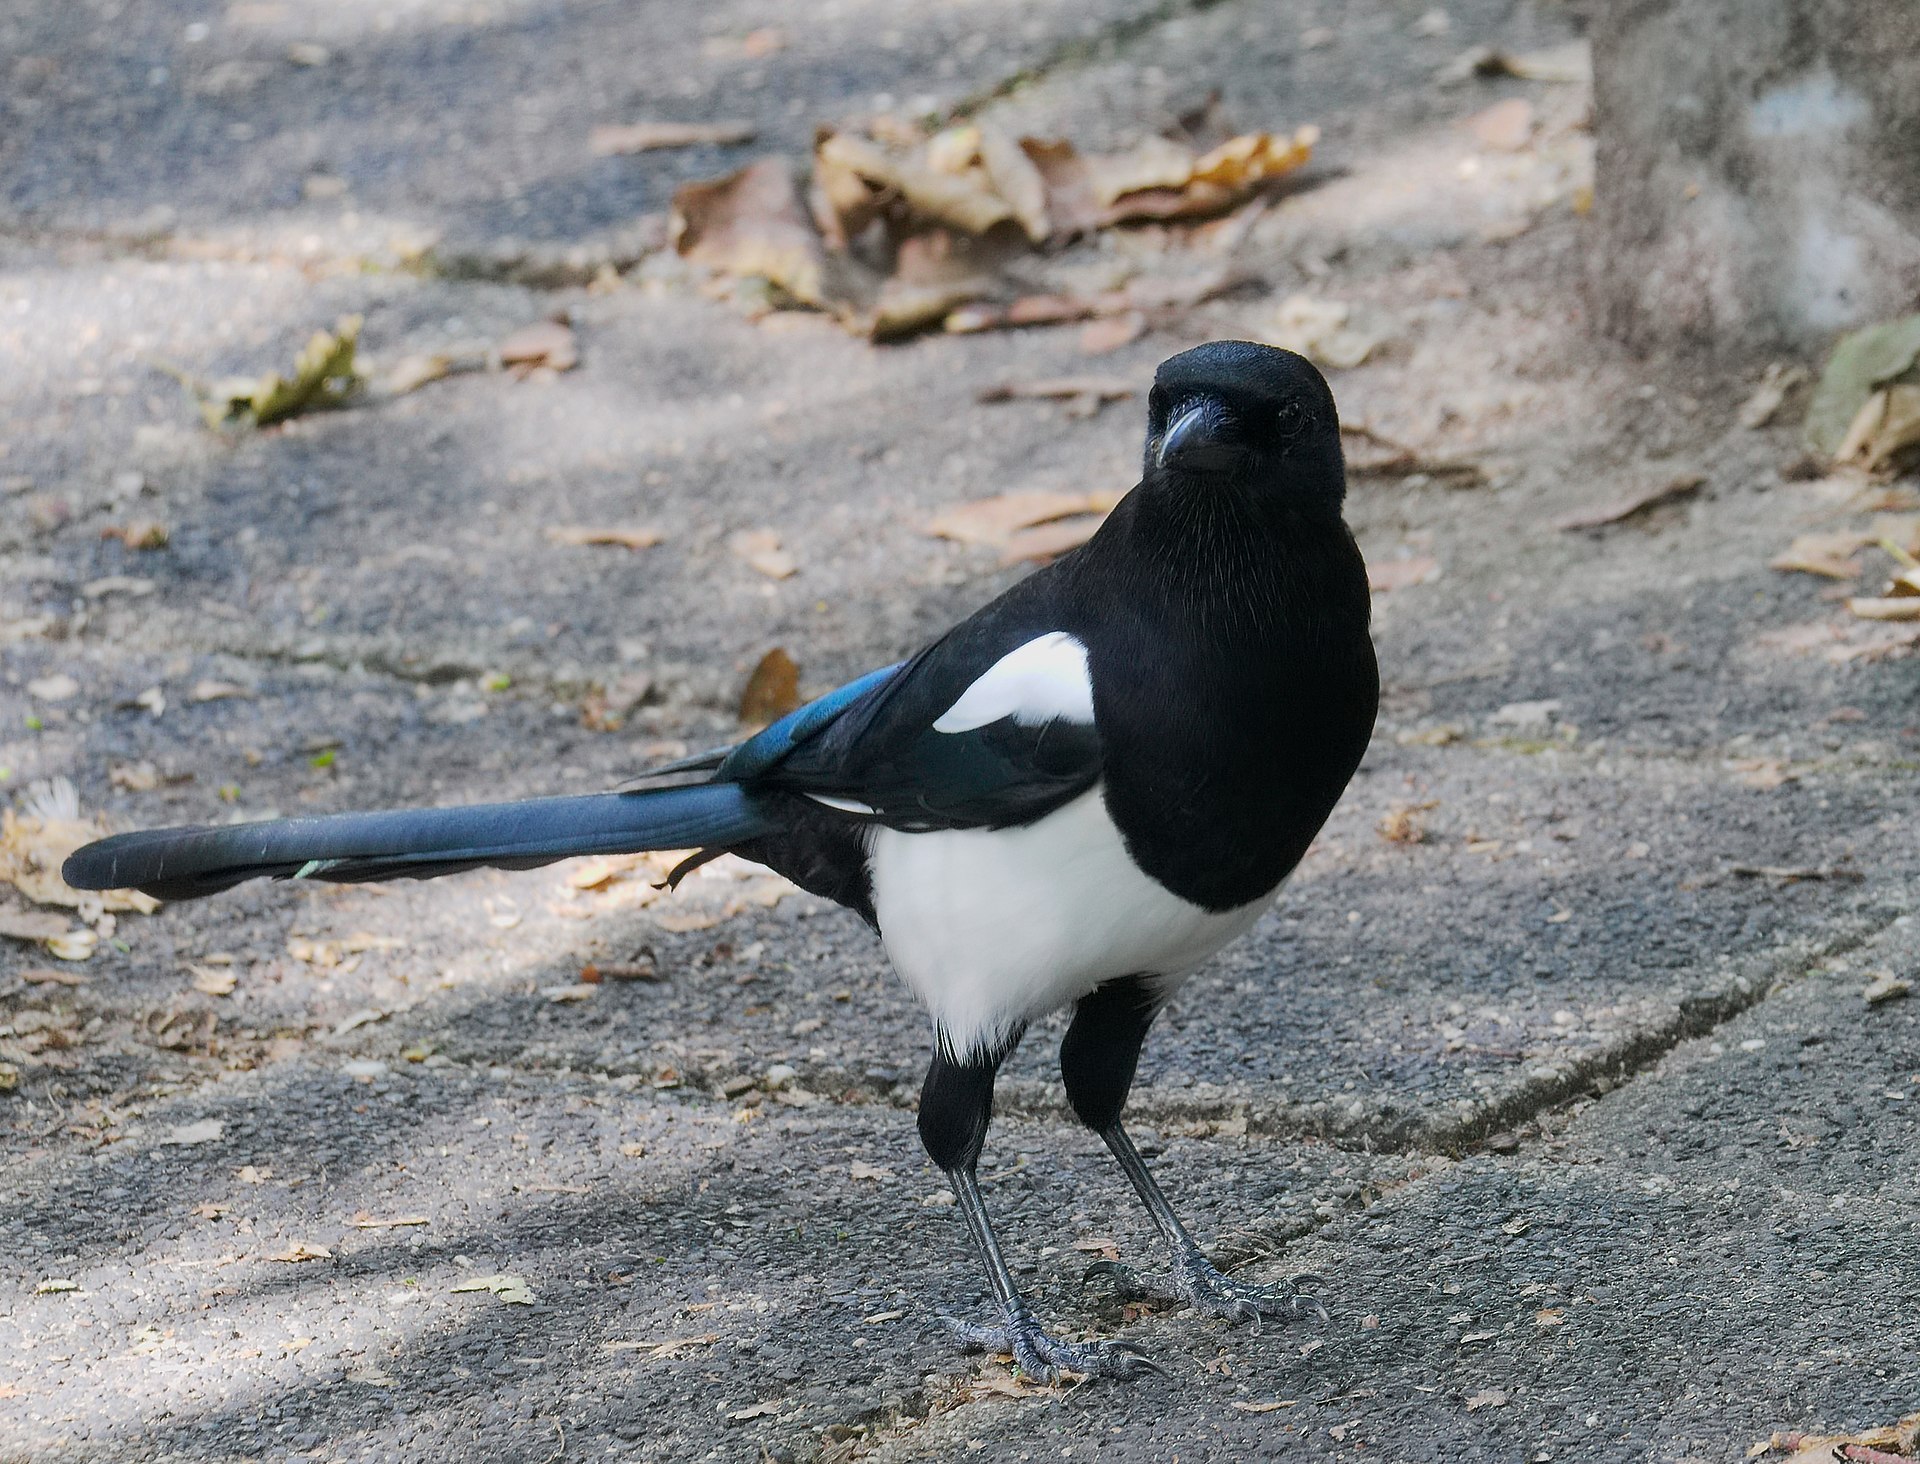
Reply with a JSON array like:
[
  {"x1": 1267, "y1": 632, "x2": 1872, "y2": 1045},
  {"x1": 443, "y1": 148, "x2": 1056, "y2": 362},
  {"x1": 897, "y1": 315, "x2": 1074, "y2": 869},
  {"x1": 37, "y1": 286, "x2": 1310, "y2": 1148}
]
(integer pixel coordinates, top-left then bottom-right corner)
[{"x1": 1274, "y1": 398, "x2": 1309, "y2": 437}]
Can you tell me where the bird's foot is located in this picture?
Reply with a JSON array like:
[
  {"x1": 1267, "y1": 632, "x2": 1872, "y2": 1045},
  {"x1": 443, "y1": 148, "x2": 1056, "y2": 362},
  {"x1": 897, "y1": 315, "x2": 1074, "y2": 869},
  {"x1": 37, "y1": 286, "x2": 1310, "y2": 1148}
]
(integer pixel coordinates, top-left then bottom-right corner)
[
  {"x1": 1085, "y1": 1252, "x2": 1327, "y2": 1330},
  {"x1": 941, "y1": 1303, "x2": 1162, "y2": 1384}
]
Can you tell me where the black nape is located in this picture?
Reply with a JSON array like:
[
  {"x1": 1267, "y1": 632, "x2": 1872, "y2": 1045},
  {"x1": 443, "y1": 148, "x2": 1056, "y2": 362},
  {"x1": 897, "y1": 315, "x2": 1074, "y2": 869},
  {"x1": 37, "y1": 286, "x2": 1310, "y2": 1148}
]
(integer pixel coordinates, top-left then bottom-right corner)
[{"x1": 1059, "y1": 974, "x2": 1160, "y2": 1133}]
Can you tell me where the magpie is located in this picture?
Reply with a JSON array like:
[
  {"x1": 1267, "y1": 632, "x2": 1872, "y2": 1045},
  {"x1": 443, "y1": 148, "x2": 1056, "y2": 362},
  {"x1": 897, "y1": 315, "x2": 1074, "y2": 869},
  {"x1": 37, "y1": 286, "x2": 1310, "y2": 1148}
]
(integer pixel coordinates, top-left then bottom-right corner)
[{"x1": 65, "y1": 340, "x2": 1379, "y2": 1381}]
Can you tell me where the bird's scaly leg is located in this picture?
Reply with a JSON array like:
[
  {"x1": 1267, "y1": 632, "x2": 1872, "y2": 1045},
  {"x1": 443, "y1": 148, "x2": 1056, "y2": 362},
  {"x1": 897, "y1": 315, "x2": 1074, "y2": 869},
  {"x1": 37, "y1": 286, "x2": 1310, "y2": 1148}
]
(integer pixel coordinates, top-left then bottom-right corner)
[{"x1": 1085, "y1": 1123, "x2": 1327, "y2": 1329}]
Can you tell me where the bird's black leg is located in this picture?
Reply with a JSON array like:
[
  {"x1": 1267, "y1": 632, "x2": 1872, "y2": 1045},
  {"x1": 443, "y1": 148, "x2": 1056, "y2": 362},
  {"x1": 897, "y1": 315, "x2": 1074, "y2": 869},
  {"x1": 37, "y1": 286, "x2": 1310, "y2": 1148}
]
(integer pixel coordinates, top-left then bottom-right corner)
[
  {"x1": 920, "y1": 1030, "x2": 1158, "y2": 1383},
  {"x1": 1062, "y1": 976, "x2": 1326, "y2": 1329}
]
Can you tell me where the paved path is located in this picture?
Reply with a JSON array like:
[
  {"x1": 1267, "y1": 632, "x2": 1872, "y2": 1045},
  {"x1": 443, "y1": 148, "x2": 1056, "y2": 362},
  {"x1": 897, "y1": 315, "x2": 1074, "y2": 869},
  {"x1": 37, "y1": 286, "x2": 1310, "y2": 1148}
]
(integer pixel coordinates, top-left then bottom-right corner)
[{"x1": 3, "y1": 3, "x2": 1916, "y2": 1461}]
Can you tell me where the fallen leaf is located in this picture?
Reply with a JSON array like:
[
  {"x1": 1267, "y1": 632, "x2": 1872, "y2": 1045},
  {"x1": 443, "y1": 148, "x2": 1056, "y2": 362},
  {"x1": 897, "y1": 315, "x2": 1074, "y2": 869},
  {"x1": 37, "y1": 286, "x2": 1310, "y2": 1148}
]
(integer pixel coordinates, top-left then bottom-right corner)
[
  {"x1": 269, "y1": 1242, "x2": 333, "y2": 1263},
  {"x1": 1070, "y1": 1236, "x2": 1122, "y2": 1262},
  {"x1": 977, "y1": 376, "x2": 1133, "y2": 407},
  {"x1": 1268, "y1": 294, "x2": 1383, "y2": 370},
  {"x1": 1739, "y1": 363, "x2": 1809, "y2": 429},
  {"x1": 1232, "y1": 1400, "x2": 1298, "y2": 1413},
  {"x1": 1553, "y1": 473, "x2": 1705, "y2": 532},
  {"x1": 278, "y1": 1337, "x2": 313, "y2": 1352},
  {"x1": 1379, "y1": 801, "x2": 1437, "y2": 845},
  {"x1": 100, "y1": 521, "x2": 170, "y2": 550},
  {"x1": 978, "y1": 124, "x2": 1051, "y2": 243},
  {"x1": 1863, "y1": 973, "x2": 1911, "y2": 1005},
  {"x1": 1465, "y1": 1389, "x2": 1509, "y2": 1411},
  {"x1": 189, "y1": 964, "x2": 237, "y2": 996},
  {"x1": 20, "y1": 965, "x2": 87, "y2": 986},
  {"x1": 849, "y1": 1160, "x2": 890, "y2": 1182},
  {"x1": 604, "y1": 1333, "x2": 720, "y2": 1357},
  {"x1": 541, "y1": 983, "x2": 597, "y2": 1003},
  {"x1": 590, "y1": 120, "x2": 756, "y2": 156},
  {"x1": 1848, "y1": 595, "x2": 1920, "y2": 621},
  {"x1": 1535, "y1": 1307, "x2": 1566, "y2": 1327},
  {"x1": 673, "y1": 158, "x2": 839, "y2": 309},
  {"x1": 654, "y1": 911, "x2": 723, "y2": 934},
  {"x1": 451, "y1": 1273, "x2": 535, "y2": 1305},
  {"x1": 194, "y1": 314, "x2": 363, "y2": 429},
  {"x1": 161, "y1": 1119, "x2": 225, "y2": 1146},
  {"x1": 0, "y1": 909, "x2": 72, "y2": 942},
  {"x1": 728, "y1": 528, "x2": 797, "y2": 579},
  {"x1": 1466, "y1": 98, "x2": 1535, "y2": 151},
  {"x1": 2, "y1": 782, "x2": 169, "y2": 915},
  {"x1": 1835, "y1": 384, "x2": 1920, "y2": 473},
  {"x1": 544, "y1": 525, "x2": 664, "y2": 550},
  {"x1": 739, "y1": 648, "x2": 801, "y2": 725},
  {"x1": 34, "y1": 1278, "x2": 80, "y2": 1295},
  {"x1": 926, "y1": 489, "x2": 1123, "y2": 548},
  {"x1": 815, "y1": 129, "x2": 1015, "y2": 236},
  {"x1": 727, "y1": 1402, "x2": 780, "y2": 1422},
  {"x1": 497, "y1": 318, "x2": 579, "y2": 374},
  {"x1": 26, "y1": 673, "x2": 78, "y2": 702},
  {"x1": 1367, "y1": 556, "x2": 1440, "y2": 592},
  {"x1": 1749, "y1": 1412, "x2": 1920, "y2": 1461},
  {"x1": 351, "y1": 1212, "x2": 431, "y2": 1228},
  {"x1": 1805, "y1": 314, "x2": 1920, "y2": 458},
  {"x1": 1001, "y1": 517, "x2": 1107, "y2": 564},
  {"x1": 1728, "y1": 758, "x2": 1797, "y2": 791},
  {"x1": 1079, "y1": 311, "x2": 1147, "y2": 354},
  {"x1": 376, "y1": 353, "x2": 458, "y2": 396},
  {"x1": 1769, "y1": 531, "x2": 1868, "y2": 580},
  {"x1": 189, "y1": 679, "x2": 252, "y2": 702},
  {"x1": 47, "y1": 928, "x2": 97, "y2": 961}
]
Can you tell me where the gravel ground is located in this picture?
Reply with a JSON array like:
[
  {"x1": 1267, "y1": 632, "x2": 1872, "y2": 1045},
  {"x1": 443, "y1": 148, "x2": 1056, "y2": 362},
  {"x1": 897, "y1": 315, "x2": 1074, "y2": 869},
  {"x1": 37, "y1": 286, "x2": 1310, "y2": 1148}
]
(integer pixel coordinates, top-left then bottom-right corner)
[{"x1": 3, "y1": 2, "x2": 1917, "y2": 1461}]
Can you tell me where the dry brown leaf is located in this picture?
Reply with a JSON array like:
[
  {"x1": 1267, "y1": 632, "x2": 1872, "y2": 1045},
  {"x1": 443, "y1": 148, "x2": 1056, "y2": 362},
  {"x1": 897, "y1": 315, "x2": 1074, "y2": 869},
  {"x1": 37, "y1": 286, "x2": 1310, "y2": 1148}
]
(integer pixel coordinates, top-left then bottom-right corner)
[
  {"x1": 590, "y1": 120, "x2": 756, "y2": 156},
  {"x1": 675, "y1": 159, "x2": 842, "y2": 309},
  {"x1": 1231, "y1": 1400, "x2": 1299, "y2": 1414},
  {"x1": 268, "y1": 1242, "x2": 332, "y2": 1263},
  {"x1": 190, "y1": 679, "x2": 251, "y2": 702},
  {"x1": 1079, "y1": 311, "x2": 1147, "y2": 354},
  {"x1": 100, "y1": 521, "x2": 170, "y2": 550},
  {"x1": 604, "y1": 1333, "x2": 720, "y2": 1358},
  {"x1": 728, "y1": 528, "x2": 797, "y2": 579},
  {"x1": 849, "y1": 1160, "x2": 889, "y2": 1182},
  {"x1": 1848, "y1": 596, "x2": 1920, "y2": 622},
  {"x1": 977, "y1": 125, "x2": 1050, "y2": 243},
  {"x1": 1379, "y1": 801, "x2": 1437, "y2": 845},
  {"x1": 1464, "y1": 1389, "x2": 1509, "y2": 1411},
  {"x1": 195, "y1": 315, "x2": 363, "y2": 429},
  {"x1": 1739, "y1": 363, "x2": 1809, "y2": 429},
  {"x1": 654, "y1": 911, "x2": 723, "y2": 934},
  {"x1": 497, "y1": 318, "x2": 578, "y2": 373},
  {"x1": 544, "y1": 525, "x2": 664, "y2": 550},
  {"x1": 1001, "y1": 517, "x2": 1107, "y2": 564},
  {"x1": 376, "y1": 353, "x2": 455, "y2": 397},
  {"x1": 1554, "y1": 473, "x2": 1705, "y2": 532},
  {"x1": 450, "y1": 1273, "x2": 534, "y2": 1304},
  {"x1": 1367, "y1": 556, "x2": 1440, "y2": 591},
  {"x1": 0, "y1": 909, "x2": 72, "y2": 942},
  {"x1": 1466, "y1": 98, "x2": 1535, "y2": 151},
  {"x1": 739, "y1": 648, "x2": 801, "y2": 726},
  {"x1": 1070, "y1": 1236, "x2": 1121, "y2": 1261},
  {"x1": 189, "y1": 964, "x2": 237, "y2": 997},
  {"x1": 1749, "y1": 1412, "x2": 1920, "y2": 1462},
  {"x1": 21, "y1": 965, "x2": 87, "y2": 986},
  {"x1": 1729, "y1": 757, "x2": 1797, "y2": 790},
  {"x1": 815, "y1": 130, "x2": 1015, "y2": 236},
  {"x1": 1268, "y1": 294, "x2": 1384, "y2": 370},
  {"x1": 977, "y1": 376, "x2": 1133, "y2": 410},
  {"x1": 2, "y1": 780, "x2": 159, "y2": 913},
  {"x1": 1769, "y1": 531, "x2": 1869, "y2": 579},
  {"x1": 926, "y1": 489, "x2": 1123, "y2": 548},
  {"x1": 728, "y1": 1402, "x2": 780, "y2": 1422},
  {"x1": 1836, "y1": 384, "x2": 1920, "y2": 472}
]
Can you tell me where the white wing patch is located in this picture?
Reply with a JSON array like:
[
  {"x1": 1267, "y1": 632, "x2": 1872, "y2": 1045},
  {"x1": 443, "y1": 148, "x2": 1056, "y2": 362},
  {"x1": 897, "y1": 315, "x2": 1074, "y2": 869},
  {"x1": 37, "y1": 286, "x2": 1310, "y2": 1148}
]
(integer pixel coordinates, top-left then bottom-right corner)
[
  {"x1": 931, "y1": 632, "x2": 1094, "y2": 734},
  {"x1": 805, "y1": 792, "x2": 878, "y2": 815}
]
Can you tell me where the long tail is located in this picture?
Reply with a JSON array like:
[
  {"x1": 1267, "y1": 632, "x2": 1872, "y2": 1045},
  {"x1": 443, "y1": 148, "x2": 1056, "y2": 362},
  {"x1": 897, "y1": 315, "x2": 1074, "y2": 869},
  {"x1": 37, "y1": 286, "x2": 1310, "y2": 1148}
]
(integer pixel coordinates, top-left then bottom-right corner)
[{"x1": 61, "y1": 783, "x2": 779, "y2": 902}]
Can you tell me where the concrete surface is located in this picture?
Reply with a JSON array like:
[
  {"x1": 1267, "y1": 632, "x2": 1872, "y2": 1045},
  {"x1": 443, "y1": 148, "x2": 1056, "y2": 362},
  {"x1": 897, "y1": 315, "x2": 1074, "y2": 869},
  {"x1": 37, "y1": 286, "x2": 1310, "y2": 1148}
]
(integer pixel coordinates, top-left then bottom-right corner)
[{"x1": 3, "y1": 1, "x2": 1917, "y2": 1461}]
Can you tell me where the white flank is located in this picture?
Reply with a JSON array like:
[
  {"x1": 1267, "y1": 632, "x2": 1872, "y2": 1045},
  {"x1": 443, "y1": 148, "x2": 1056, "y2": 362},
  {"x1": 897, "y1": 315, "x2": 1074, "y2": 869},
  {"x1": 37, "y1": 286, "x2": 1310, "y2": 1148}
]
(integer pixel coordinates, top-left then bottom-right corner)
[
  {"x1": 868, "y1": 786, "x2": 1276, "y2": 1060},
  {"x1": 931, "y1": 632, "x2": 1095, "y2": 733},
  {"x1": 805, "y1": 792, "x2": 878, "y2": 815}
]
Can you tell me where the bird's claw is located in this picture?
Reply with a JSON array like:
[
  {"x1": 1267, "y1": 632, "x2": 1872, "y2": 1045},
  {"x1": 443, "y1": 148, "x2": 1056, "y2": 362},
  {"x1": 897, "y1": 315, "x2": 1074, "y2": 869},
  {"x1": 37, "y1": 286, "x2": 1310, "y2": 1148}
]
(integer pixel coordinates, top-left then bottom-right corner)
[
  {"x1": 940, "y1": 1306, "x2": 1163, "y2": 1383},
  {"x1": 1084, "y1": 1255, "x2": 1328, "y2": 1330}
]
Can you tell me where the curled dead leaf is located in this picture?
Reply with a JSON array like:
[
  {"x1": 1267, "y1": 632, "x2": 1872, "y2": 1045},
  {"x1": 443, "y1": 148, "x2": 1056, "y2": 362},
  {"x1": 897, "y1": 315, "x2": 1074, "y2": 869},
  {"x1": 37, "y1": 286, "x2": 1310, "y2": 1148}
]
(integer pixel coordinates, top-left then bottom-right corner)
[
  {"x1": 590, "y1": 120, "x2": 756, "y2": 156},
  {"x1": 1554, "y1": 473, "x2": 1705, "y2": 532},
  {"x1": 1268, "y1": 294, "x2": 1384, "y2": 370},
  {"x1": 739, "y1": 648, "x2": 801, "y2": 726},
  {"x1": 926, "y1": 489, "x2": 1123, "y2": 548},
  {"x1": 673, "y1": 159, "x2": 837, "y2": 309},
  {"x1": 544, "y1": 525, "x2": 664, "y2": 550},
  {"x1": 1367, "y1": 556, "x2": 1440, "y2": 592},
  {"x1": 497, "y1": 318, "x2": 578, "y2": 374},
  {"x1": 192, "y1": 315, "x2": 363, "y2": 429},
  {"x1": 728, "y1": 528, "x2": 797, "y2": 580}
]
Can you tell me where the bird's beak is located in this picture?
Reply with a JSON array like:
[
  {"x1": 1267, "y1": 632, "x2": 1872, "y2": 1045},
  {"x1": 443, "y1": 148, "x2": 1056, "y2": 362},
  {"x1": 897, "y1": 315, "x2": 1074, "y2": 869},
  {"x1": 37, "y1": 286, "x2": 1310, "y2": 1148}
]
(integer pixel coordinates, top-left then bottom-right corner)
[{"x1": 1154, "y1": 397, "x2": 1242, "y2": 473}]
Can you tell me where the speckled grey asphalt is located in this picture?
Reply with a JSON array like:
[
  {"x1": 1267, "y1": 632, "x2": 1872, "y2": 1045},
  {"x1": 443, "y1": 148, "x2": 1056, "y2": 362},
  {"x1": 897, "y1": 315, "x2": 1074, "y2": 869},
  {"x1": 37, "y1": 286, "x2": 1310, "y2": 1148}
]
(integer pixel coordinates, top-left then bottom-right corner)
[{"x1": 3, "y1": 3, "x2": 1916, "y2": 1462}]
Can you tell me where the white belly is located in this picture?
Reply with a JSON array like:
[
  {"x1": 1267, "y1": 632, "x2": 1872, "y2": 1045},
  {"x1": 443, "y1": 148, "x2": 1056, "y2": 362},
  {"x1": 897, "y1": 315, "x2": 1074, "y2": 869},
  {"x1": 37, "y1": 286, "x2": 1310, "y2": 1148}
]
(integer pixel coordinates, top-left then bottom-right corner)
[{"x1": 867, "y1": 785, "x2": 1275, "y2": 1060}]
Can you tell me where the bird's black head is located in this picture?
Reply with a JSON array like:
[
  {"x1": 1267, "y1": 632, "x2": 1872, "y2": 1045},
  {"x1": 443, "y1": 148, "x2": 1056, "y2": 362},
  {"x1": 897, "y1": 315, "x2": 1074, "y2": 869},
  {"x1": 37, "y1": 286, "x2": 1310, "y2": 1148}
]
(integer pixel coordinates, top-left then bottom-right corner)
[{"x1": 1143, "y1": 340, "x2": 1344, "y2": 511}]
